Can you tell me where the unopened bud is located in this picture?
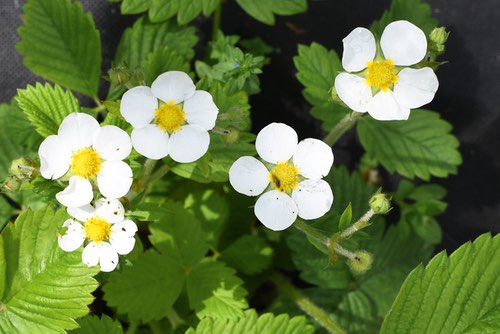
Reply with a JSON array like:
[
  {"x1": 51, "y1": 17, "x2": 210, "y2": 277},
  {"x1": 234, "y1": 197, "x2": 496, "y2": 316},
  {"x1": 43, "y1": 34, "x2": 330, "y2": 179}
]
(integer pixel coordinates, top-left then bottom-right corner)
[
  {"x1": 3, "y1": 176, "x2": 22, "y2": 192},
  {"x1": 10, "y1": 157, "x2": 38, "y2": 180},
  {"x1": 108, "y1": 66, "x2": 132, "y2": 86},
  {"x1": 223, "y1": 129, "x2": 240, "y2": 144},
  {"x1": 429, "y1": 27, "x2": 449, "y2": 54},
  {"x1": 347, "y1": 250, "x2": 373, "y2": 275},
  {"x1": 369, "y1": 191, "x2": 392, "y2": 215}
]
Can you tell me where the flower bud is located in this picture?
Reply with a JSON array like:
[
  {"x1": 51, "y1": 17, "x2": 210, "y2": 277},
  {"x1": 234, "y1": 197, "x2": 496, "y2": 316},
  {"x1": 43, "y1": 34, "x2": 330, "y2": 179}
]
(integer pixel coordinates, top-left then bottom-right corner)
[
  {"x1": 347, "y1": 250, "x2": 373, "y2": 275},
  {"x1": 3, "y1": 176, "x2": 22, "y2": 192},
  {"x1": 429, "y1": 27, "x2": 449, "y2": 54},
  {"x1": 223, "y1": 129, "x2": 240, "y2": 144},
  {"x1": 369, "y1": 191, "x2": 392, "y2": 215},
  {"x1": 108, "y1": 66, "x2": 132, "y2": 86},
  {"x1": 10, "y1": 157, "x2": 38, "y2": 181}
]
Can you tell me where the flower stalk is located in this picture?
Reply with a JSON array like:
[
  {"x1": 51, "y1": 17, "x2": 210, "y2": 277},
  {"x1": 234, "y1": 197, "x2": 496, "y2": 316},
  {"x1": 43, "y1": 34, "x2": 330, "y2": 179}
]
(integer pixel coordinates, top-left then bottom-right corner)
[{"x1": 322, "y1": 112, "x2": 363, "y2": 146}]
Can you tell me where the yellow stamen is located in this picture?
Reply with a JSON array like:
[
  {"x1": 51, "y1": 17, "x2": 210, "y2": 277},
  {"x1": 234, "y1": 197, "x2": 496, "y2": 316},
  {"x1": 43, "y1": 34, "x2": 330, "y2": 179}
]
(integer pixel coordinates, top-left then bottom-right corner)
[
  {"x1": 70, "y1": 148, "x2": 103, "y2": 178},
  {"x1": 84, "y1": 217, "x2": 111, "y2": 243},
  {"x1": 154, "y1": 101, "x2": 186, "y2": 133},
  {"x1": 365, "y1": 59, "x2": 399, "y2": 91},
  {"x1": 269, "y1": 162, "x2": 300, "y2": 192}
]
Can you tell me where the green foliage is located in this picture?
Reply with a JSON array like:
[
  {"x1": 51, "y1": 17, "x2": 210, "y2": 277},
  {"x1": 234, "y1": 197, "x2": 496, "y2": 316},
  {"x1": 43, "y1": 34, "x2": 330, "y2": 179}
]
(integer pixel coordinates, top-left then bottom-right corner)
[
  {"x1": 381, "y1": 233, "x2": 500, "y2": 334},
  {"x1": 72, "y1": 315, "x2": 123, "y2": 334},
  {"x1": 142, "y1": 47, "x2": 191, "y2": 85},
  {"x1": 17, "y1": 0, "x2": 101, "y2": 97},
  {"x1": 185, "y1": 309, "x2": 315, "y2": 334},
  {"x1": 236, "y1": 0, "x2": 307, "y2": 25},
  {"x1": 0, "y1": 102, "x2": 42, "y2": 155},
  {"x1": 0, "y1": 206, "x2": 99, "y2": 333},
  {"x1": 0, "y1": 104, "x2": 30, "y2": 180},
  {"x1": 16, "y1": 83, "x2": 80, "y2": 138},
  {"x1": 357, "y1": 109, "x2": 462, "y2": 181},
  {"x1": 221, "y1": 235, "x2": 273, "y2": 275},
  {"x1": 294, "y1": 43, "x2": 350, "y2": 131}
]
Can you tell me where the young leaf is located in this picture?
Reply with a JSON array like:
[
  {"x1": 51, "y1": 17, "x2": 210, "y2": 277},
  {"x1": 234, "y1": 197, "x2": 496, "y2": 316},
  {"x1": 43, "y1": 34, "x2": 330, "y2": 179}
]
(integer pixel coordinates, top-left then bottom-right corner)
[
  {"x1": 356, "y1": 109, "x2": 462, "y2": 181},
  {"x1": 236, "y1": 0, "x2": 307, "y2": 25},
  {"x1": 221, "y1": 235, "x2": 273, "y2": 275},
  {"x1": 16, "y1": 83, "x2": 80, "y2": 138},
  {"x1": 102, "y1": 250, "x2": 185, "y2": 323},
  {"x1": 185, "y1": 309, "x2": 314, "y2": 334},
  {"x1": 381, "y1": 233, "x2": 500, "y2": 334},
  {"x1": 338, "y1": 203, "x2": 353, "y2": 232},
  {"x1": 0, "y1": 206, "x2": 99, "y2": 333},
  {"x1": 73, "y1": 315, "x2": 123, "y2": 334},
  {"x1": 17, "y1": 0, "x2": 101, "y2": 97}
]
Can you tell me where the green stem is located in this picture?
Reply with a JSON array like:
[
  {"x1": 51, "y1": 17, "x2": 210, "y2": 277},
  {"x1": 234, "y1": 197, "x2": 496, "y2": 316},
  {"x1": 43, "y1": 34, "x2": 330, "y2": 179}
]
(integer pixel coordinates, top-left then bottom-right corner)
[
  {"x1": 148, "y1": 321, "x2": 163, "y2": 334},
  {"x1": 149, "y1": 164, "x2": 171, "y2": 184},
  {"x1": 294, "y1": 219, "x2": 330, "y2": 247},
  {"x1": 166, "y1": 308, "x2": 185, "y2": 330},
  {"x1": 322, "y1": 112, "x2": 363, "y2": 146},
  {"x1": 271, "y1": 273, "x2": 346, "y2": 334},
  {"x1": 339, "y1": 208, "x2": 375, "y2": 239},
  {"x1": 211, "y1": 2, "x2": 222, "y2": 42},
  {"x1": 126, "y1": 322, "x2": 139, "y2": 334},
  {"x1": 135, "y1": 159, "x2": 157, "y2": 192}
]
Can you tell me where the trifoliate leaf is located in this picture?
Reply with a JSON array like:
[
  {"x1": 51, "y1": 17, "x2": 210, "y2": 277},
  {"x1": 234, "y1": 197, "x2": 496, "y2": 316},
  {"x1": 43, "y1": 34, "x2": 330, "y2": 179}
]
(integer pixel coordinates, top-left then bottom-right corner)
[
  {"x1": 186, "y1": 260, "x2": 248, "y2": 320},
  {"x1": 149, "y1": 201, "x2": 208, "y2": 267},
  {"x1": 102, "y1": 250, "x2": 185, "y2": 323},
  {"x1": 142, "y1": 47, "x2": 191, "y2": 85},
  {"x1": 221, "y1": 235, "x2": 273, "y2": 275},
  {"x1": 356, "y1": 109, "x2": 462, "y2": 181},
  {"x1": 371, "y1": 0, "x2": 438, "y2": 36},
  {"x1": 0, "y1": 206, "x2": 99, "y2": 334},
  {"x1": 16, "y1": 83, "x2": 80, "y2": 138},
  {"x1": 381, "y1": 233, "x2": 500, "y2": 334},
  {"x1": 185, "y1": 309, "x2": 315, "y2": 334},
  {"x1": 72, "y1": 315, "x2": 123, "y2": 334},
  {"x1": 236, "y1": 0, "x2": 307, "y2": 25},
  {"x1": 17, "y1": 0, "x2": 101, "y2": 97}
]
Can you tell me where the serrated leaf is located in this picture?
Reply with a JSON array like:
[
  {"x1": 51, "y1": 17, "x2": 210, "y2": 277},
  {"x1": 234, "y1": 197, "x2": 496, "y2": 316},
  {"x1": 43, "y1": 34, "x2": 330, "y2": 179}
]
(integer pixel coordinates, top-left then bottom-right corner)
[
  {"x1": 149, "y1": 0, "x2": 179, "y2": 22},
  {"x1": 17, "y1": 0, "x2": 101, "y2": 97},
  {"x1": 186, "y1": 260, "x2": 248, "y2": 320},
  {"x1": 0, "y1": 206, "x2": 99, "y2": 334},
  {"x1": 0, "y1": 106, "x2": 27, "y2": 179},
  {"x1": 16, "y1": 83, "x2": 80, "y2": 138},
  {"x1": 72, "y1": 315, "x2": 123, "y2": 334},
  {"x1": 381, "y1": 233, "x2": 500, "y2": 334},
  {"x1": 236, "y1": 0, "x2": 307, "y2": 25},
  {"x1": 121, "y1": 0, "x2": 151, "y2": 14},
  {"x1": 221, "y1": 235, "x2": 273, "y2": 275},
  {"x1": 186, "y1": 309, "x2": 315, "y2": 334},
  {"x1": 0, "y1": 101, "x2": 42, "y2": 152},
  {"x1": 103, "y1": 250, "x2": 185, "y2": 323},
  {"x1": 357, "y1": 109, "x2": 462, "y2": 180},
  {"x1": 143, "y1": 47, "x2": 191, "y2": 85}
]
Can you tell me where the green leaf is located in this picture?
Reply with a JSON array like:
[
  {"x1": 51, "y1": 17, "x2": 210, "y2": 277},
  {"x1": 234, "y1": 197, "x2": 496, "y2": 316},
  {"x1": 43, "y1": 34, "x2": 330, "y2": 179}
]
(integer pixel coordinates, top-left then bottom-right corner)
[
  {"x1": 16, "y1": 83, "x2": 80, "y2": 138},
  {"x1": 0, "y1": 101, "x2": 42, "y2": 152},
  {"x1": 236, "y1": 0, "x2": 307, "y2": 25},
  {"x1": 149, "y1": 0, "x2": 178, "y2": 22},
  {"x1": 17, "y1": 0, "x2": 101, "y2": 97},
  {"x1": 338, "y1": 203, "x2": 353, "y2": 231},
  {"x1": 381, "y1": 233, "x2": 500, "y2": 334},
  {"x1": 0, "y1": 106, "x2": 28, "y2": 179},
  {"x1": 147, "y1": 0, "x2": 220, "y2": 24},
  {"x1": 186, "y1": 260, "x2": 248, "y2": 320},
  {"x1": 103, "y1": 250, "x2": 185, "y2": 323},
  {"x1": 356, "y1": 109, "x2": 462, "y2": 180},
  {"x1": 72, "y1": 315, "x2": 123, "y2": 334},
  {"x1": 221, "y1": 235, "x2": 273, "y2": 275},
  {"x1": 371, "y1": 0, "x2": 438, "y2": 36},
  {"x1": 186, "y1": 309, "x2": 314, "y2": 334},
  {"x1": 121, "y1": 0, "x2": 151, "y2": 14},
  {"x1": 0, "y1": 206, "x2": 99, "y2": 333},
  {"x1": 142, "y1": 47, "x2": 191, "y2": 85}
]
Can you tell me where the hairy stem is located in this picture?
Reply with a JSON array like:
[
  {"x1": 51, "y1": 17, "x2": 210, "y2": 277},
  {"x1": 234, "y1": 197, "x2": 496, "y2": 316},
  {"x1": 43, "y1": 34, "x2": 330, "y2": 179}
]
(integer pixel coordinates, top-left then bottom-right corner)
[
  {"x1": 294, "y1": 219, "x2": 330, "y2": 247},
  {"x1": 340, "y1": 208, "x2": 375, "y2": 239},
  {"x1": 322, "y1": 112, "x2": 364, "y2": 146},
  {"x1": 149, "y1": 164, "x2": 171, "y2": 184},
  {"x1": 211, "y1": 2, "x2": 222, "y2": 41}
]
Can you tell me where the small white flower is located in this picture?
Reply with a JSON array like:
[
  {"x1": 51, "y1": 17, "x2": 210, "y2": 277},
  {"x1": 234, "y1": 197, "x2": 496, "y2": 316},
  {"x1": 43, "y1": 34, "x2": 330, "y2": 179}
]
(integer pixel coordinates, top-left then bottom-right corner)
[
  {"x1": 334, "y1": 20, "x2": 439, "y2": 121},
  {"x1": 38, "y1": 113, "x2": 133, "y2": 208},
  {"x1": 120, "y1": 71, "x2": 219, "y2": 163},
  {"x1": 58, "y1": 198, "x2": 138, "y2": 272},
  {"x1": 229, "y1": 123, "x2": 334, "y2": 231}
]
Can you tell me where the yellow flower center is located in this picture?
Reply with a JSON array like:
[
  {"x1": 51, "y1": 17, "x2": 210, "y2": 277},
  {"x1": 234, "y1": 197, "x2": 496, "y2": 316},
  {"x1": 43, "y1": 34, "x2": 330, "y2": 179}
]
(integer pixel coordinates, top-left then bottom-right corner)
[
  {"x1": 84, "y1": 217, "x2": 111, "y2": 243},
  {"x1": 269, "y1": 162, "x2": 300, "y2": 192},
  {"x1": 70, "y1": 148, "x2": 103, "y2": 178},
  {"x1": 365, "y1": 59, "x2": 399, "y2": 91},
  {"x1": 155, "y1": 101, "x2": 186, "y2": 133}
]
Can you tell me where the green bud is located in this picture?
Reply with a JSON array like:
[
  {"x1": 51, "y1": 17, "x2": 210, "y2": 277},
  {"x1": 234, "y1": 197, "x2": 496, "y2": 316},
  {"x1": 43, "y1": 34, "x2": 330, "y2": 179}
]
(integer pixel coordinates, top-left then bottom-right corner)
[
  {"x1": 429, "y1": 27, "x2": 450, "y2": 54},
  {"x1": 369, "y1": 191, "x2": 392, "y2": 215},
  {"x1": 108, "y1": 66, "x2": 132, "y2": 86},
  {"x1": 3, "y1": 176, "x2": 22, "y2": 192},
  {"x1": 347, "y1": 250, "x2": 373, "y2": 275},
  {"x1": 10, "y1": 157, "x2": 38, "y2": 181},
  {"x1": 223, "y1": 129, "x2": 240, "y2": 144}
]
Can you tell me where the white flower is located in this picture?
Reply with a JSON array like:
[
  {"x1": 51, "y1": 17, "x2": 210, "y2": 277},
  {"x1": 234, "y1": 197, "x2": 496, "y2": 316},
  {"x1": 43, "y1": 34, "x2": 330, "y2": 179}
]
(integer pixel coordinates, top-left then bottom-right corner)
[
  {"x1": 229, "y1": 123, "x2": 334, "y2": 231},
  {"x1": 58, "y1": 198, "x2": 138, "y2": 272},
  {"x1": 334, "y1": 20, "x2": 439, "y2": 121},
  {"x1": 120, "y1": 71, "x2": 219, "y2": 163},
  {"x1": 38, "y1": 112, "x2": 133, "y2": 208}
]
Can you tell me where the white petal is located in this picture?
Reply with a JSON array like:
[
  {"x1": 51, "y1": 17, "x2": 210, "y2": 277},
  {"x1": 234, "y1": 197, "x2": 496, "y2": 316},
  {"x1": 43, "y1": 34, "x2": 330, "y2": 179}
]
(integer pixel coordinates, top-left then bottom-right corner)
[
  {"x1": 98, "y1": 242, "x2": 120, "y2": 272},
  {"x1": 229, "y1": 156, "x2": 270, "y2": 196},
  {"x1": 58, "y1": 113, "x2": 100, "y2": 150},
  {"x1": 56, "y1": 176, "x2": 94, "y2": 208},
  {"x1": 254, "y1": 190, "x2": 298, "y2": 231},
  {"x1": 120, "y1": 86, "x2": 157, "y2": 128},
  {"x1": 380, "y1": 20, "x2": 427, "y2": 66},
  {"x1": 342, "y1": 27, "x2": 376, "y2": 72},
  {"x1": 82, "y1": 242, "x2": 100, "y2": 267},
  {"x1": 334, "y1": 73, "x2": 372, "y2": 112},
  {"x1": 94, "y1": 198, "x2": 125, "y2": 224},
  {"x1": 67, "y1": 204, "x2": 95, "y2": 222},
  {"x1": 169, "y1": 124, "x2": 209, "y2": 163},
  {"x1": 293, "y1": 139, "x2": 334, "y2": 179},
  {"x1": 255, "y1": 123, "x2": 298, "y2": 164},
  {"x1": 38, "y1": 135, "x2": 72, "y2": 179},
  {"x1": 131, "y1": 124, "x2": 170, "y2": 160},
  {"x1": 393, "y1": 67, "x2": 439, "y2": 108},
  {"x1": 151, "y1": 71, "x2": 196, "y2": 104},
  {"x1": 97, "y1": 161, "x2": 133, "y2": 200},
  {"x1": 292, "y1": 179, "x2": 334, "y2": 220},
  {"x1": 110, "y1": 220, "x2": 138, "y2": 255},
  {"x1": 92, "y1": 125, "x2": 132, "y2": 161},
  {"x1": 366, "y1": 91, "x2": 411, "y2": 121},
  {"x1": 182, "y1": 90, "x2": 219, "y2": 130},
  {"x1": 58, "y1": 219, "x2": 85, "y2": 252}
]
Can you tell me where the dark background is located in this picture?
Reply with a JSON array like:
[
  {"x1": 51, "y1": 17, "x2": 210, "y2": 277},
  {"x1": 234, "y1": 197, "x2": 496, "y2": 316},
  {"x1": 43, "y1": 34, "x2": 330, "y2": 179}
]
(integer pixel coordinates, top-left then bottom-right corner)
[{"x1": 1, "y1": 0, "x2": 499, "y2": 252}]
